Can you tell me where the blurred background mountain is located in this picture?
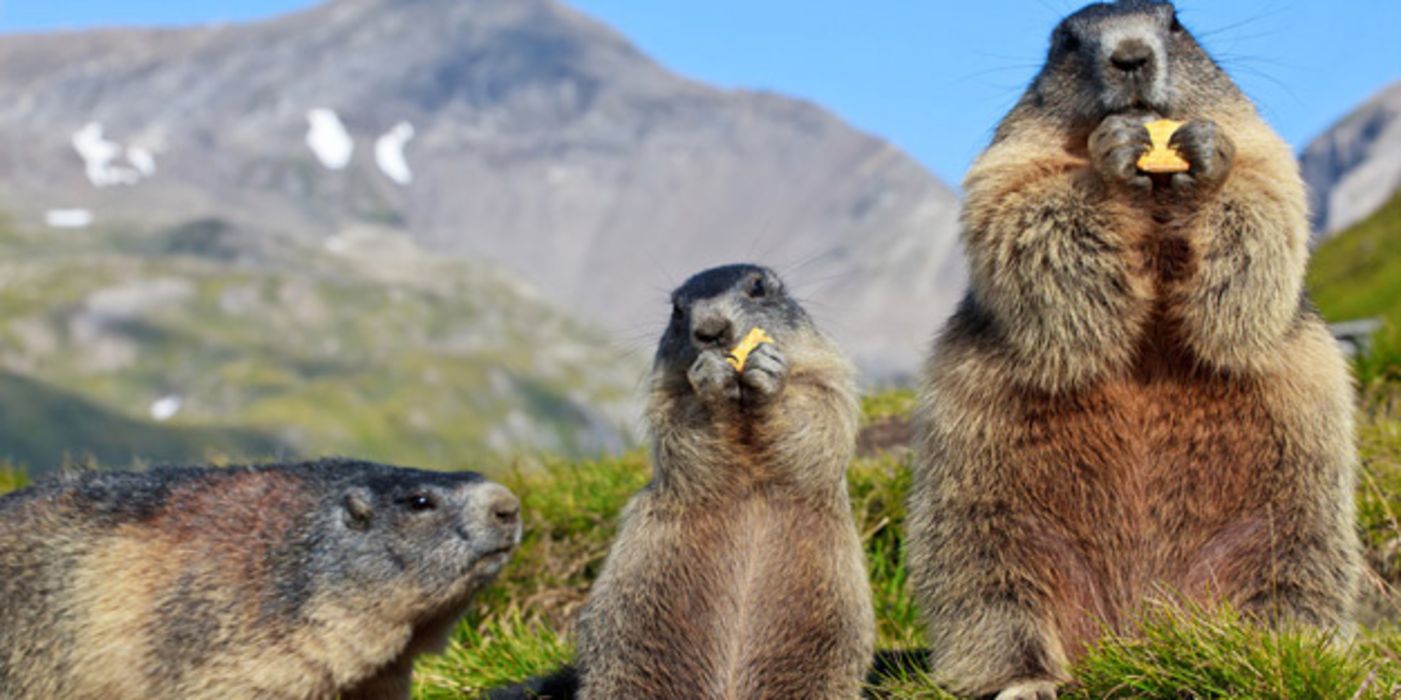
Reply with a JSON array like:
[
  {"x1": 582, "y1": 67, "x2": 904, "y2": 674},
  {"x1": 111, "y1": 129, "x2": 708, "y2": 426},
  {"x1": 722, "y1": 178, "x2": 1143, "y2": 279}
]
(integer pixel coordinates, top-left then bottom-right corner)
[{"x1": 0, "y1": 0, "x2": 1395, "y2": 474}]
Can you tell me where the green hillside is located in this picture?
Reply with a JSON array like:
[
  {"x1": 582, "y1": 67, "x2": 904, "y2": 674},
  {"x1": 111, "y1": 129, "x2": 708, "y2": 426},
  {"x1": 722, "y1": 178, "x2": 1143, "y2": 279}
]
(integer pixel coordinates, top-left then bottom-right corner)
[
  {"x1": 1310, "y1": 190, "x2": 1401, "y2": 329},
  {"x1": 0, "y1": 219, "x2": 643, "y2": 474},
  {"x1": 0, "y1": 370, "x2": 279, "y2": 472}
]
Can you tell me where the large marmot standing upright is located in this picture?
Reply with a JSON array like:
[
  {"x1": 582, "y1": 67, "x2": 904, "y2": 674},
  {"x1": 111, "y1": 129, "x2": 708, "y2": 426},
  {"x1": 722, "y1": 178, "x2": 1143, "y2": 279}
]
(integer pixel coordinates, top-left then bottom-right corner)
[
  {"x1": 907, "y1": 2, "x2": 1362, "y2": 698},
  {"x1": 574, "y1": 264, "x2": 875, "y2": 699},
  {"x1": 0, "y1": 459, "x2": 521, "y2": 699}
]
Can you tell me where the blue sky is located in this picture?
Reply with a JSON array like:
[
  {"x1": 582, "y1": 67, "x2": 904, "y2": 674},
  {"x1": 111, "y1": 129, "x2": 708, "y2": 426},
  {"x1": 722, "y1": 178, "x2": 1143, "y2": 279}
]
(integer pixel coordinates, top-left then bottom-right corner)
[{"x1": 1, "y1": 0, "x2": 1397, "y2": 187}]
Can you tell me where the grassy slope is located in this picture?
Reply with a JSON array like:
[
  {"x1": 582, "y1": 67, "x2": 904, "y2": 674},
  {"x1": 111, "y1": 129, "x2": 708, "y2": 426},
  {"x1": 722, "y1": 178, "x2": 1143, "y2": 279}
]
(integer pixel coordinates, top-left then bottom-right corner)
[
  {"x1": 0, "y1": 221, "x2": 643, "y2": 475},
  {"x1": 406, "y1": 388, "x2": 1401, "y2": 699},
  {"x1": 1309, "y1": 190, "x2": 1401, "y2": 387},
  {"x1": 1309, "y1": 191, "x2": 1401, "y2": 329},
  {"x1": 0, "y1": 370, "x2": 279, "y2": 470}
]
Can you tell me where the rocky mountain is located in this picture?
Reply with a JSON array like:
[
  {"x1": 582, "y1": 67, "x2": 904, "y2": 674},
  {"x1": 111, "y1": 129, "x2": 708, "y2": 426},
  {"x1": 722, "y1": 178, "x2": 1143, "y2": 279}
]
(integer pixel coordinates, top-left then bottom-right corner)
[
  {"x1": 0, "y1": 0, "x2": 965, "y2": 379},
  {"x1": 1301, "y1": 81, "x2": 1401, "y2": 241}
]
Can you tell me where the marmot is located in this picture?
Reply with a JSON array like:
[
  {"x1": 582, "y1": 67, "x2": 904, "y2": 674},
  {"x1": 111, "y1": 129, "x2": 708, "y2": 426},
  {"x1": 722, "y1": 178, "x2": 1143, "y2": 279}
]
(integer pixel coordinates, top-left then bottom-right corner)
[
  {"x1": 573, "y1": 264, "x2": 875, "y2": 699},
  {"x1": 907, "y1": 2, "x2": 1362, "y2": 699},
  {"x1": 0, "y1": 458, "x2": 521, "y2": 700}
]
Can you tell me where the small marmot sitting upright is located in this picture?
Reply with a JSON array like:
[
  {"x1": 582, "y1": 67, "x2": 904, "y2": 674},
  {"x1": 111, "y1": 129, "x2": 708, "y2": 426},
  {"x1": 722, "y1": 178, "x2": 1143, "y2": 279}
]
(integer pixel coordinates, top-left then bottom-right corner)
[
  {"x1": 574, "y1": 264, "x2": 875, "y2": 699},
  {"x1": 0, "y1": 458, "x2": 521, "y2": 700},
  {"x1": 907, "y1": 2, "x2": 1362, "y2": 698}
]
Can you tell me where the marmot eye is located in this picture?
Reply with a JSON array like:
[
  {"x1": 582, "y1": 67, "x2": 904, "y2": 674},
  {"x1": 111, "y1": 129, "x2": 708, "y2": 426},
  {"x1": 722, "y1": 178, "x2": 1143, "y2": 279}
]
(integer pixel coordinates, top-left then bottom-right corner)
[
  {"x1": 747, "y1": 277, "x2": 767, "y2": 299},
  {"x1": 408, "y1": 494, "x2": 436, "y2": 511},
  {"x1": 671, "y1": 303, "x2": 684, "y2": 320},
  {"x1": 1169, "y1": 14, "x2": 1183, "y2": 33},
  {"x1": 1061, "y1": 32, "x2": 1081, "y2": 52}
]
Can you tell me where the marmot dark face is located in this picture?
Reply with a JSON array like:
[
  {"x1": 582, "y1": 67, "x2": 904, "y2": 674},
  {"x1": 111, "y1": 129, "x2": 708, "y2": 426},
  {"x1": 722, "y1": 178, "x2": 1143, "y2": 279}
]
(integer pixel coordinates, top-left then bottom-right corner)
[
  {"x1": 654, "y1": 264, "x2": 810, "y2": 381},
  {"x1": 1030, "y1": 0, "x2": 1240, "y2": 130},
  {"x1": 330, "y1": 467, "x2": 522, "y2": 608}
]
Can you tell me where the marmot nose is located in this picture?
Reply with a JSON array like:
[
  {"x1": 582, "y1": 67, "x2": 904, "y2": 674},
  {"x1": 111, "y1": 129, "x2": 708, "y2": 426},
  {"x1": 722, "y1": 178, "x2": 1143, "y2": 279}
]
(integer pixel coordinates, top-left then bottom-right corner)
[
  {"x1": 474, "y1": 483, "x2": 520, "y2": 534},
  {"x1": 488, "y1": 489, "x2": 520, "y2": 528},
  {"x1": 692, "y1": 315, "x2": 735, "y2": 349},
  {"x1": 1109, "y1": 39, "x2": 1153, "y2": 74}
]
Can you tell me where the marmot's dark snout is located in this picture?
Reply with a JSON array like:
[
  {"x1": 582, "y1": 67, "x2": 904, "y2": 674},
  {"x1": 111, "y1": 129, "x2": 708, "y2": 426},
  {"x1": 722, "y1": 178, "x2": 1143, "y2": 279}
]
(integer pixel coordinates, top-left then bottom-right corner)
[
  {"x1": 690, "y1": 303, "x2": 737, "y2": 350},
  {"x1": 1099, "y1": 31, "x2": 1166, "y2": 106}
]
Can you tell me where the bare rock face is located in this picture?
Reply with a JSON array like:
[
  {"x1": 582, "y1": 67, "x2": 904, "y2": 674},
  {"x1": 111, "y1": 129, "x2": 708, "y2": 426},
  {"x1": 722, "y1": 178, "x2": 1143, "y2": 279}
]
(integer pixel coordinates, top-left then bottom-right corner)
[
  {"x1": 1301, "y1": 81, "x2": 1401, "y2": 241},
  {"x1": 0, "y1": 0, "x2": 965, "y2": 379}
]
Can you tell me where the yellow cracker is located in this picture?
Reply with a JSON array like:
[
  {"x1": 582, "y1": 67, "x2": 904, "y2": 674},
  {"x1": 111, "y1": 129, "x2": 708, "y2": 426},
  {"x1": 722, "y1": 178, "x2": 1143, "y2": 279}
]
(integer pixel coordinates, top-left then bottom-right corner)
[
  {"x1": 726, "y1": 327, "x2": 775, "y2": 372},
  {"x1": 1137, "y1": 119, "x2": 1191, "y2": 174}
]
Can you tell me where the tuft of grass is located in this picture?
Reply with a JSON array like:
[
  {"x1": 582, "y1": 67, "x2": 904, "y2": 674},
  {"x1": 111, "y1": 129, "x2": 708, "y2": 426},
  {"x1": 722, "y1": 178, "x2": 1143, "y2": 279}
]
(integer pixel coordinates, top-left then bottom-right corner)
[
  {"x1": 414, "y1": 610, "x2": 572, "y2": 700},
  {"x1": 0, "y1": 462, "x2": 27, "y2": 495},
  {"x1": 861, "y1": 389, "x2": 918, "y2": 425},
  {"x1": 1357, "y1": 392, "x2": 1401, "y2": 616},
  {"x1": 849, "y1": 451, "x2": 921, "y2": 648},
  {"x1": 1075, "y1": 603, "x2": 1400, "y2": 699},
  {"x1": 1356, "y1": 326, "x2": 1401, "y2": 392}
]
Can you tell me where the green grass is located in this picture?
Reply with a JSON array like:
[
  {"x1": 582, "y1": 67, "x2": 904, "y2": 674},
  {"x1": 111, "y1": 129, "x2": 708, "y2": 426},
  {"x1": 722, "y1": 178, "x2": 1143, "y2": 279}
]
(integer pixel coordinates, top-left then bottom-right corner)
[
  {"x1": 1310, "y1": 191, "x2": 1401, "y2": 329},
  {"x1": 1310, "y1": 189, "x2": 1401, "y2": 388},
  {"x1": 411, "y1": 390, "x2": 1401, "y2": 699},
  {"x1": 1073, "y1": 605, "x2": 1401, "y2": 699},
  {"x1": 0, "y1": 462, "x2": 26, "y2": 496}
]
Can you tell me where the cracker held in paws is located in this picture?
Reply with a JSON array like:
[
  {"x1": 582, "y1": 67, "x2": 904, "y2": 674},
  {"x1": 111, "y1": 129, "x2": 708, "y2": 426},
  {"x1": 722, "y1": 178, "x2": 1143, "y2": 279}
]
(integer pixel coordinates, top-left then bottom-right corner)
[
  {"x1": 726, "y1": 326, "x2": 776, "y2": 372},
  {"x1": 1137, "y1": 118, "x2": 1191, "y2": 173}
]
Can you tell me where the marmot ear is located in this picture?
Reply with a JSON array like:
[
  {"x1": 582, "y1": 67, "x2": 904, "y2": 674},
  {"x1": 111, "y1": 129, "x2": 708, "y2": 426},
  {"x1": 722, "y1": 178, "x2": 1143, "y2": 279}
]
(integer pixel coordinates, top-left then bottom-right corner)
[{"x1": 343, "y1": 488, "x2": 374, "y2": 530}]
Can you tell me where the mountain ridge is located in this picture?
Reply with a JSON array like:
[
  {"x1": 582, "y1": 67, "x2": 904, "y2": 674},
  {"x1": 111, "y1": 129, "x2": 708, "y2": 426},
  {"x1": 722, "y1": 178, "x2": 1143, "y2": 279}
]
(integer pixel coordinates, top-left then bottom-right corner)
[
  {"x1": 0, "y1": 0, "x2": 965, "y2": 378},
  {"x1": 1301, "y1": 80, "x2": 1401, "y2": 240}
]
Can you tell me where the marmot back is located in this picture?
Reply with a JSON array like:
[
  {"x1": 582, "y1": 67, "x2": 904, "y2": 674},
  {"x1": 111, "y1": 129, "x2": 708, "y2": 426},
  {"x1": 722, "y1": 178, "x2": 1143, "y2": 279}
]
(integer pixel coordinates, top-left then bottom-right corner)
[
  {"x1": 574, "y1": 264, "x2": 875, "y2": 699},
  {"x1": 0, "y1": 458, "x2": 521, "y2": 700},
  {"x1": 907, "y1": 2, "x2": 1361, "y2": 699}
]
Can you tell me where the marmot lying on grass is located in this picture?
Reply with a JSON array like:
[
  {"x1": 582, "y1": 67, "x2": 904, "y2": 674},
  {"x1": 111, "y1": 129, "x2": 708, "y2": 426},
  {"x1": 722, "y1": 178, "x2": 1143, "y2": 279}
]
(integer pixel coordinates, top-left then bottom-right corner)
[
  {"x1": 0, "y1": 458, "x2": 521, "y2": 699},
  {"x1": 574, "y1": 264, "x2": 875, "y2": 699},
  {"x1": 907, "y1": 2, "x2": 1362, "y2": 698}
]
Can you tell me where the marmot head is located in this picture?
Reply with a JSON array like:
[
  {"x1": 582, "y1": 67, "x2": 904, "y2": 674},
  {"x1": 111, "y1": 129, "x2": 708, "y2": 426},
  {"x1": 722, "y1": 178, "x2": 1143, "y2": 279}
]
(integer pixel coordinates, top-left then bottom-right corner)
[
  {"x1": 319, "y1": 464, "x2": 521, "y2": 615},
  {"x1": 1023, "y1": 0, "x2": 1242, "y2": 132},
  {"x1": 653, "y1": 264, "x2": 812, "y2": 380}
]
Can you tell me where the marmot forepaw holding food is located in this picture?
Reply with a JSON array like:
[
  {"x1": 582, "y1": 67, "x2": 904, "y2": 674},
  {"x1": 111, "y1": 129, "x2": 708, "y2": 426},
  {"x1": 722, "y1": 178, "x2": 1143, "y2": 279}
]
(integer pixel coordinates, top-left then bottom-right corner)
[{"x1": 907, "y1": 2, "x2": 1362, "y2": 698}]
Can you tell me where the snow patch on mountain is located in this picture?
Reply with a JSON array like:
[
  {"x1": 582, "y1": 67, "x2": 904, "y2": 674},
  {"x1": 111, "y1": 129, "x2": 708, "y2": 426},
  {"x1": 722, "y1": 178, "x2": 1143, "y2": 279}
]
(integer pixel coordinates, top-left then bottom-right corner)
[
  {"x1": 127, "y1": 146, "x2": 157, "y2": 177},
  {"x1": 305, "y1": 109, "x2": 354, "y2": 170},
  {"x1": 45, "y1": 209, "x2": 94, "y2": 229},
  {"x1": 375, "y1": 122, "x2": 415, "y2": 185},
  {"x1": 150, "y1": 394, "x2": 183, "y2": 422},
  {"x1": 71, "y1": 123, "x2": 145, "y2": 187}
]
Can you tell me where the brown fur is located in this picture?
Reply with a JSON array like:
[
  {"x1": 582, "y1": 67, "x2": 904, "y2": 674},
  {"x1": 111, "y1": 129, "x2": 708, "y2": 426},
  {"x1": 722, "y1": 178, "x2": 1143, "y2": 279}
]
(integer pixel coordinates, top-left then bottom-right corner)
[
  {"x1": 0, "y1": 459, "x2": 521, "y2": 699},
  {"x1": 574, "y1": 265, "x2": 875, "y2": 699},
  {"x1": 907, "y1": 3, "x2": 1362, "y2": 698}
]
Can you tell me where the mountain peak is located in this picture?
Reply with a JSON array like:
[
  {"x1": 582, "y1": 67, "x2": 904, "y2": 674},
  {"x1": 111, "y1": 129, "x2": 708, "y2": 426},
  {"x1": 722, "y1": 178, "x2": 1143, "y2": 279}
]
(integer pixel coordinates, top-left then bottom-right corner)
[
  {"x1": 0, "y1": 0, "x2": 964, "y2": 378},
  {"x1": 1301, "y1": 80, "x2": 1401, "y2": 240}
]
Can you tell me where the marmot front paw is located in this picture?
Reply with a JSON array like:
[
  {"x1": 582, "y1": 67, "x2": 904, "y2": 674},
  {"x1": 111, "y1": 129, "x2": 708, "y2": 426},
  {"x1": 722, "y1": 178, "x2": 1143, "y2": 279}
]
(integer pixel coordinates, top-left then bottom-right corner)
[
  {"x1": 995, "y1": 680, "x2": 1059, "y2": 700},
  {"x1": 738, "y1": 342, "x2": 788, "y2": 402},
  {"x1": 1089, "y1": 114, "x2": 1152, "y2": 192},
  {"x1": 688, "y1": 350, "x2": 741, "y2": 404},
  {"x1": 1165, "y1": 119, "x2": 1235, "y2": 195}
]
